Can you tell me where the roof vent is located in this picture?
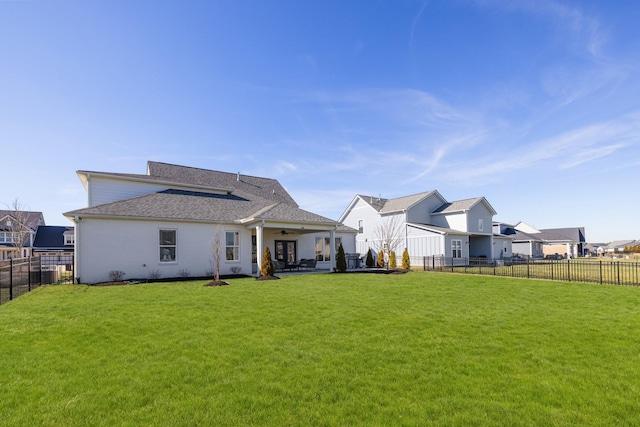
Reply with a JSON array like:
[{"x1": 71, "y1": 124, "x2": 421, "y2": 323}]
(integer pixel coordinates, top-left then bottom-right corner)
[{"x1": 237, "y1": 172, "x2": 240, "y2": 182}]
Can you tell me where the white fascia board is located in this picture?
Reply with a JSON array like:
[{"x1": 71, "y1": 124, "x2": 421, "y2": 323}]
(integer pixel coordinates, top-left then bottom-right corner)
[
  {"x1": 76, "y1": 170, "x2": 234, "y2": 194},
  {"x1": 337, "y1": 195, "x2": 365, "y2": 222}
]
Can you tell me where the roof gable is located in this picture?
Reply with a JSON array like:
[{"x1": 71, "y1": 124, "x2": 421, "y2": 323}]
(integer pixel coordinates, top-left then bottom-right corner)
[
  {"x1": 380, "y1": 191, "x2": 442, "y2": 214},
  {"x1": 432, "y1": 197, "x2": 497, "y2": 216},
  {"x1": 0, "y1": 211, "x2": 44, "y2": 231}
]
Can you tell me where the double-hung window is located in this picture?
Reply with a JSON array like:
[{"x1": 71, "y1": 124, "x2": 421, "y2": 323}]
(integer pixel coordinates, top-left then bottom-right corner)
[
  {"x1": 452, "y1": 239, "x2": 462, "y2": 259},
  {"x1": 159, "y1": 229, "x2": 176, "y2": 262},
  {"x1": 226, "y1": 231, "x2": 239, "y2": 261}
]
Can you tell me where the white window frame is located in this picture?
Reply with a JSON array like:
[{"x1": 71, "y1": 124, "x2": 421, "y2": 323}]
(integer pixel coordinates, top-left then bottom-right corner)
[
  {"x1": 358, "y1": 219, "x2": 364, "y2": 234},
  {"x1": 478, "y1": 219, "x2": 484, "y2": 232},
  {"x1": 64, "y1": 235, "x2": 75, "y2": 245},
  {"x1": 225, "y1": 231, "x2": 240, "y2": 262},
  {"x1": 159, "y1": 229, "x2": 177, "y2": 263},
  {"x1": 452, "y1": 239, "x2": 462, "y2": 258}
]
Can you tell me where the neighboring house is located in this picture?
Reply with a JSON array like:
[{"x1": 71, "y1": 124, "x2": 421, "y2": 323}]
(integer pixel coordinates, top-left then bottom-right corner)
[
  {"x1": 584, "y1": 243, "x2": 606, "y2": 257},
  {"x1": 33, "y1": 226, "x2": 75, "y2": 278},
  {"x1": 494, "y1": 222, "x2": 542, "y2": 258},
  {"x1": 603, "y1": 240, "x2": 638, "y2": 255},
  {"x1": 339, "y1": 191, "x2": 499, "y2": 263},
  {"x1": 512, "y1": 222, "x2": 586, "y2": 258},
  {"x1": 33, "y1": 226, "x2": 75, "y2": 256},
  {"x1": 491, "y1": 222, "x2": 515, "y2": 259},
  {"x1": 0, "y1": 210, "x2": 45, "y2": 260},
  {"x1": 64, "y1": 161, "x2": 356, "y2": 284}
]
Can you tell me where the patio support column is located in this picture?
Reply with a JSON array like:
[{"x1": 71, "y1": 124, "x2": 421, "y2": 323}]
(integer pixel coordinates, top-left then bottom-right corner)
[
  {"x1": 256, "y1": 222, "x2": 264, "y2": 277},
  {"x1": 330, "y1": 227, "x2": 336, "y2": 272}
]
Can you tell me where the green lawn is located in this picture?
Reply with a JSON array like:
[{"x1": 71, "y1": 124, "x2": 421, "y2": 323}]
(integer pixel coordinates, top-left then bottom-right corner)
[{"x1": 2, "y1": 273, "x2": 640, "y2": 426}]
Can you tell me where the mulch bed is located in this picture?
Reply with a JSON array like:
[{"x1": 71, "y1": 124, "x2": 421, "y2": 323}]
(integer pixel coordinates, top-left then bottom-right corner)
[
  {"x1": 204, "y1": 280, "x2": 230, "y2": 287},
  {"x1": 91, "y1": 281, "x2": 140, "y2": 286}
]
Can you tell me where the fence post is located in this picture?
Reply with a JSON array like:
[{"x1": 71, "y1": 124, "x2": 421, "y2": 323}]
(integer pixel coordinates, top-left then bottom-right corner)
[
  {"x1": 617, "y1": 262, "x2": 621, "y2": 286},
  {"x1": 28, "y1": 257, "x2": 32, "y2": 291},
  {"x1": 9, "y1": 258, "x2": 13, "y2": 301},
  {"x1": 599, "y1": 260, "x2": 603, "y2": 285},
  {"x1": 527, "y1": 258, "x2": 530, "y2": 279},
  {"x1": 567, "y1": 259, "x2": 571, "y2": 282},
  {"x1": 550, "y1": 260, "x2": 554, "y2": 281}
]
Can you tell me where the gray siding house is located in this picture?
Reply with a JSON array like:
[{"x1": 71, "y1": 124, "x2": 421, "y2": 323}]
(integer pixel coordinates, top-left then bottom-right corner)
[{"x1": 339, "y1": 191, "x2": 499, "y2": 264}]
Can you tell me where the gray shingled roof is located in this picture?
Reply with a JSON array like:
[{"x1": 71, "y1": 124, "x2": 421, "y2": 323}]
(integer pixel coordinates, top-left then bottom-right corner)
[
  {"x1": 380, "y1": 191, "x2": 437, "y2": 213},
  {"x1": 432, "y1": 197, "x2": 485, "y2": 214},
  {"x1": 148, "y1": 161, "x2": 298, "y2": 207},
  {"x1": 511, "y1": 230, "x2": 544, "y2": 242},
  {"x1": 357, "y1": 191, "x2": 438, "y2": 214},
  {"x1": 65, "y1": 188, "x2": 336, "y2": 225},
  {"x1": 357, "y1": 194, "x2": 387, "y2": 212},
  {"x1": 537, "y1": 227, "x2": 586, "y2": 243},
  {"x1": 0, "y1": 210, "x2": 44, "y2": 231}
]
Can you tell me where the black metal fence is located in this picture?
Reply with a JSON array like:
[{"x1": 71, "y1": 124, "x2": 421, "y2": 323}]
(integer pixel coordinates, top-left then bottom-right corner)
[
  {"x1": 422, "y1": 256, "x2": 640, "y2": 286},
  {"x1": 0, "y1": 255, "x2": 74, "y2": 305}
]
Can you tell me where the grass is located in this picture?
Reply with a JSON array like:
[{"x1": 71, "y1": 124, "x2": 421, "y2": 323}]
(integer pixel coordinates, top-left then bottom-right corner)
[{"x1": 2, "y1": 272, "x2": 640, "y2": 426}]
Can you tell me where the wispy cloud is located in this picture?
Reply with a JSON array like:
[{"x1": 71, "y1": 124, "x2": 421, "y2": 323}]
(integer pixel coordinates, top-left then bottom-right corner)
[{"x1": 436, "y1": 112, "x2": 640, "y2": 185}]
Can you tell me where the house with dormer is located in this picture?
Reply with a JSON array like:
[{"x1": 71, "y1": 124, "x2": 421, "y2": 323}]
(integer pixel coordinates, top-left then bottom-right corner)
[
  {"x1": 64, "y1": 161, "x2": 356, "y2": 284},
  {"x1": 0, "y1": 210, "x2": 45, "y2": 260},
  {"x1": 339, "y1": 191, "x2": 499, "y2": 264}
]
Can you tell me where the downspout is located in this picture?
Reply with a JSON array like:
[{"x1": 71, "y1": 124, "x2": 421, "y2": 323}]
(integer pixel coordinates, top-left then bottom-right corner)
[{"x1": 404, "y1": 210, "x2": 408, "y2": 251}]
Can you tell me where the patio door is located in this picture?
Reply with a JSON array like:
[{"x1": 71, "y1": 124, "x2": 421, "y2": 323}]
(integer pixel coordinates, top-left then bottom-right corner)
[{"x1": 275, "y1": 240, "x2": 297, "y2": 266}]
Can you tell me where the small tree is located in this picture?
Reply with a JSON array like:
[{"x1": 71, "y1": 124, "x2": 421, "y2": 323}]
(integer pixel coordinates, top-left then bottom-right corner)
[
  {"x1": 365, "y1": 248, "x2": 374, "y2": 267},
  {"x1": 210, "y1": 227, "x2": 223, "y2": 282},
  {"x1": 373, "y1": 215, "x2": 405, "y2": 255},
  {"x1": 377, "y1": 250, "x2": 385, "y2": 268},
  {"x1": 261, "y1": 246, "x2": 275, "y2": 277},
  {"x1": 401, "y1": 248, "x2": 410, "y2": 270},
  {"x1": 5, "y1": 198, "x2": 30, "y2": 258},
  {"x1": 336, "y1": 243, "x2": 347, "y2": 272},
  {"x1": 389, "y1": 251, "x2": 397, "y2": 269}
]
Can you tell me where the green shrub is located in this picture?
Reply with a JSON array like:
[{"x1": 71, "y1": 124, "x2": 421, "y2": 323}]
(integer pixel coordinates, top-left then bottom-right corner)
[
  {"x1": 365, "y1": 249, "x2": 374, "y2": 267},
  {"x1": 336, "y1": 243, "x2": 347, "y2": 272},
  {"x1": 377, "y1": 250, "x2": 385, "y2": 268}
]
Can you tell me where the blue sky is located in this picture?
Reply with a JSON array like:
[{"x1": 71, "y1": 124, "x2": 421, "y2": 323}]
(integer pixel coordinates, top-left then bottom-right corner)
[{"x1": 1, "y1": 0, "x2": 639, "y2": 243}]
